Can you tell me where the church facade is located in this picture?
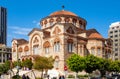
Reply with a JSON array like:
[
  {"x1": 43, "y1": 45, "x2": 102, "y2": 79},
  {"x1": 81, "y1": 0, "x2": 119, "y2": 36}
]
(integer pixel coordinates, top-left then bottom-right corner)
[{"x1": 12, "y1": 10, "x2": 112, "y2": 72}]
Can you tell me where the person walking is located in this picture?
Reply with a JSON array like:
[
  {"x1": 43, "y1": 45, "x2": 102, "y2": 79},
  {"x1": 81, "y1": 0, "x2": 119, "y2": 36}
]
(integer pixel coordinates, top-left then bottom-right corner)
[
  {"x1": 26, "y1": 75, "x2": 30, "y2": 79},
  {"x1": 22, "y1": 74, "x2": 26, "y2": 79}
]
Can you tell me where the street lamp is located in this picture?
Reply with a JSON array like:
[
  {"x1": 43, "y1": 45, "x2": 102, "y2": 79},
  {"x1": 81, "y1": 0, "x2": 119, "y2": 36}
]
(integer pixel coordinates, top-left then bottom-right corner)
[{"x1": 16, "y1": 43, "x2": 19, "y2": 76}]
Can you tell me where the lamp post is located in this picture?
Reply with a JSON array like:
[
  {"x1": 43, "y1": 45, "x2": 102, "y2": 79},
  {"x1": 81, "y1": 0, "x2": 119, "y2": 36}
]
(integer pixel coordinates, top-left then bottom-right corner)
[{"x1": 16, "y1": 43, "x2": 19, "y2": 76}]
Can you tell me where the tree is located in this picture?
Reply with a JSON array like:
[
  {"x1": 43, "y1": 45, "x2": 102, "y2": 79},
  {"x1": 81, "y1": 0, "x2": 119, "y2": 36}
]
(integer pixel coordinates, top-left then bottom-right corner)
[
  {"x1": 0, "y1": 64, "x2": 4, "y2": 74},
  {"x1": 22, "y1": 59, "x2": 33, "y2": 70},
  {"x1": 84, "y1": 55, "x2": 100, "y2": 74},
  {"x1": 13, "y1": 60, "x2": 22, "y2": 68},
  {"x1": 0, "y1": 60, "x2": 11, "y2": 74},
  {"x1": 109, "y1": 60, "x2": 120, "y2": 73},
  {"x1": 33, "y1": 56, "x2": 54, "y2": 78},
  {"x1": 67, "y1": 54, "x2": 86, "y2": 79},
  {"x1": 98, "y1": 58, "x2": 111, "y2": 77}
]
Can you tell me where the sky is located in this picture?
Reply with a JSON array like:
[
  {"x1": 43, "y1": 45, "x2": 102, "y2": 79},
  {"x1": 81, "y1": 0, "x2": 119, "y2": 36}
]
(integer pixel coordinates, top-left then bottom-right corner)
[{"x1": 0, "y1": 0, "x2": 120, "y2": 46}]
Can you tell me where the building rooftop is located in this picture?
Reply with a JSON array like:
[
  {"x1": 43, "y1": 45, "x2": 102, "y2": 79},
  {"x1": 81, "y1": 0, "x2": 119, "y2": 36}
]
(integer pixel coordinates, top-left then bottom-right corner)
[
  {"x1": 109, "y1": 22, "x2": 120, "y2": 27},
  {"x1": 49, "y1": 10, "x2": 77, "y2": 16}
]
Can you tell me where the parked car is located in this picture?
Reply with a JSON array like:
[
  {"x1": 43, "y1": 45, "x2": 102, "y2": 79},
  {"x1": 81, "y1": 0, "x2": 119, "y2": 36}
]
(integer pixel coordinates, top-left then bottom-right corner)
[
  {"x1": 111, "y1": 74, "x2": 120, "y2": 79},
  {"x1": 106, "y1": 74, "x2": 120, "y2": 79}
]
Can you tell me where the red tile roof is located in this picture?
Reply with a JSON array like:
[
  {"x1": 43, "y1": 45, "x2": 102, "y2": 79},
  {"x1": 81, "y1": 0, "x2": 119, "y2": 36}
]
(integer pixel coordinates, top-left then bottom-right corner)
[
  {"x1": 50, "y1": 10, "x2": 77, "y2": 16},
  {"x1": 89, "y1": 33, "x2": 103, "y2": 39}
]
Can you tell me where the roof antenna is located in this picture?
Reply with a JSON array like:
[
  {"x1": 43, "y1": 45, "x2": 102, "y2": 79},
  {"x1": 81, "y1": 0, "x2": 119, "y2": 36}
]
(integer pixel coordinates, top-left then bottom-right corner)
[{"x1": 62, "y1": 5, "x2": 65, "y2": 10}]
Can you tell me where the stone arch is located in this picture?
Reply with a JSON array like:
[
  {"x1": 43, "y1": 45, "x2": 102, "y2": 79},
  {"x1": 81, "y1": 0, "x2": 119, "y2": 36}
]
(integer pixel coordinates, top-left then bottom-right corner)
[
  {"x1": 79, "y1": 20, "x2": 82, "y2": 25},
  {"x1": 33, "y1": 37, "x2": 39, "y2": 43},
  {"x1": 64, "y1": 17, "x2": 70, "y2": 22},
  {"x1": 66, "y1": 27, "x2": 74, "y2": 34},
  {"x1": 53, "y1": 26, "x2": 61, "y2": 34},
  {"x1": 44, "y1": 20, "x2": 48, "y2": 24},
  {"x1": 72, "y1": 18, "x2": 77, "y2": 23},
  {"x1": 97, "y1": 46, "x2": 101, "y2": 49},
  {"x1": 24, "y1": 46, "x2": 29, "y2": 52},
  {"x1": 67, "y1": 39, "x2": 73, "y2": 43},
  {"x1": 54, "y1": 56, "x2": 59, "y2": 60},
  {"x1": 18, "y1": 47, "x2": 23, "y2": 52},
  {"x1": 56, "y1": 17, "x2": 62, "y2": 22},
  {"x1": 29, "y1": 33, "x2": 42, "y2": 53},
  {"x1": 54, "y1": 37, "x2": 61, "y2": 43},
  {"x1": 43, "y1": 41, "x2": 51, "y2": 47},
  {"x1": 49, "y1": 18, "x2": 54, "y2": 22}
]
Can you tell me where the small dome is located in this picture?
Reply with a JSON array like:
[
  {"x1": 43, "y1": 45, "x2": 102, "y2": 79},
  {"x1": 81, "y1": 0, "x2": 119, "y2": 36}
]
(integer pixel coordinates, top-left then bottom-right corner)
[{"x1": 50, "y1": 10, "x2": 77, "y2": 16}]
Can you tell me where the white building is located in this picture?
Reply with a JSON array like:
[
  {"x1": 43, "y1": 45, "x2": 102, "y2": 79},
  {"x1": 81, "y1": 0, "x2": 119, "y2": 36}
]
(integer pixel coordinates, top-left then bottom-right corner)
[
  {"x1": 108, "y1": 22, "x2": 120, "y2": 60},
  {"x1": 0, "y1": 44, "x2": 11, "y2": 63}
]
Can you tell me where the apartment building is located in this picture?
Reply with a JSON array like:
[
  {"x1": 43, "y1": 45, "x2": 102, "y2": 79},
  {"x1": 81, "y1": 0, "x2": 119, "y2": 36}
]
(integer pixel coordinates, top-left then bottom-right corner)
[{"x1": 108, "y1": 22, "x2": 120, "y2": 60}]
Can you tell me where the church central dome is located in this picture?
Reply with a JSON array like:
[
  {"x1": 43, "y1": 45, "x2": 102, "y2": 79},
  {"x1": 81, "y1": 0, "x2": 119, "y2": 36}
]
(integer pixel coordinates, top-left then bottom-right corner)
[
  {"x1": 49, "y1": 10, "x2": 77, "y2": 16},
  {"x1": 40, "y1": 9, "x2": 87, "y2": 30}
]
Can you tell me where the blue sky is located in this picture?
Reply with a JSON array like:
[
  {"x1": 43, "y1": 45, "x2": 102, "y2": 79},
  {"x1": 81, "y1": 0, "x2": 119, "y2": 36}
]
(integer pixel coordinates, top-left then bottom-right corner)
[{"x1": 0, "y1": 0, "x2": 120, "y2": 46}]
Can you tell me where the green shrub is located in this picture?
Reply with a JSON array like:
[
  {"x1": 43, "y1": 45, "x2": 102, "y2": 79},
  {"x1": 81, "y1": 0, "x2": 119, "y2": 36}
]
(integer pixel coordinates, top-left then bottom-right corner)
[
  {"x1": 12, "y1": 75, "x2": 21, "y2": 79},
  {"x1": 68, "y1": 74, "x2": 75, "y2": 78},
  {"x1": 77, "y1": 74, "x2": 88, "y2": 78},
  {"x1": 36, "y1": 77, "x2": 43, "y2": 79},
  {"x1": 83, "y1": 74, "x2": 88, "y2": 77},
  {"x1": 22, "y1": 59, "x2": 33, "y2": 70},
  {"x1": 77, "y1": 75, "x2": 84, "y2": 78}
]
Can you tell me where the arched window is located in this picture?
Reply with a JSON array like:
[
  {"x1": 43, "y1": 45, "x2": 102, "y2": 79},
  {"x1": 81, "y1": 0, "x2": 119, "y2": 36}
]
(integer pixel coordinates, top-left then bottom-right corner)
[
  {"x1": 18, "y1": 47, "x2": 23, "y2": 52},
  {"x1": 53, "y1": 27, "x2": 61, "y2": 35},
  {"x1": 43, "y1": 41, "x2": 50, "y2": 54},
  {"x1": 79, "y1": 20, "x2": 83, "y2": 28},
  {"x1": 67, "y1": 39, "x2": 73, "y2": 53},
  {"x1": 91, "y1": 47, "x2": 95, "y2": 55},
  {"x1": 54, "y1": 38, "x2": 60, "y2": 52},
  {"x1": 80, "y1": 45, "x2": 82, "y2": 53},
  {"x1": 56, "y1": 17, "x2": 62, "y2": 23},
  {"x1": 44, "y1": 20, "x2": 47, "y2": 27},
  {"x1": 66, "y1": 27, "x2": 74, "y2": 34},
  {"x1": 49, "y1": 18, "x2": 54, "y2": 26},
  {"x1": 72, "y1": 18, "x2": 77, "y2": 25},
  {"x1": 33, "y1": 37, "x2": 39, "y2": 43},
  {"x1": 33, "y1": 45, "x2": 39, "y2": 55},
  {"x1": 64, "y1": 17, "x2": 70, "y2": 23},
  {"x1": 54, "y1": 42, "x2": 60, "y2": 52},
  {"x1": 24, "y1": 46, "x2": 29, "y2": 55},
  {"x1": 97, "y1": 47, "x2": 101, "y2": 56}
]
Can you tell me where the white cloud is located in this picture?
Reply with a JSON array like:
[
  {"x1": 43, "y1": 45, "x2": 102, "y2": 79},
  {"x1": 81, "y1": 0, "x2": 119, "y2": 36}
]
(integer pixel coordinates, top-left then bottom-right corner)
[
  {"x1": 36, "y1": 22, "x2": 40, "y2": 26},
  {"x1": 8, "y1": 26, "x2": 32, "y2": 35},
  {"x1": 7, "y1": 34, "x2": 12, "y2": 37},
  {"x1": 13, "y1": 31, "x2": 28, "y2": 35},
  {"x1": 32, "y1": 20, "x2": 37, "y2": 24},
  {"x1": 32, "y1": 20, "x2": 40, "y2": 27}
]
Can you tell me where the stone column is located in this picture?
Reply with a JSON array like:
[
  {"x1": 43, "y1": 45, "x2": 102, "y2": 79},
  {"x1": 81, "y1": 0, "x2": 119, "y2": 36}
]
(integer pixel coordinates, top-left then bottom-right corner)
[
  {"x1": 1, "y1": 53, "x2": 3, "y2": 63},
  {"x1": 5, "y1": 53, "x2": 7, "y2": 61}
]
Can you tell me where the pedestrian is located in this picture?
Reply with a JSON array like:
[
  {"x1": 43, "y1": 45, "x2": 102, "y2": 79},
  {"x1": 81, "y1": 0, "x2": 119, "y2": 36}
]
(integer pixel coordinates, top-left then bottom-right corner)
[
  {"x1": 26, "y1": 75, "x2": 30, "y2": 79},
  {"x1": 22, "y1": 74, "x2": 26, "y2": 79},
  {"x1": 59, "y1": 75, "x2": 65, "y2": 79},
  {"x1": 47, "y1": 75, "x2": 49, "y2": 79}
]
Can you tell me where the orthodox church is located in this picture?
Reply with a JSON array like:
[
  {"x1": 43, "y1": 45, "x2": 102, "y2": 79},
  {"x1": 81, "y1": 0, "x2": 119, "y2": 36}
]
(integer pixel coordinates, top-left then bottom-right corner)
[{"x1": 12, "y1": 9, "x2": 112, "y2": 72}]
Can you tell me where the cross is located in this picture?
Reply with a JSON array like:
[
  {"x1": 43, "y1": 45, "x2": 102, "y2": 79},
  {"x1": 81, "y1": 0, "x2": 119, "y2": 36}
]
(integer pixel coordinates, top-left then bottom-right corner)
[{"x1": 62, "y1": 5, "x2": 65, "y2": 10}]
